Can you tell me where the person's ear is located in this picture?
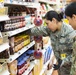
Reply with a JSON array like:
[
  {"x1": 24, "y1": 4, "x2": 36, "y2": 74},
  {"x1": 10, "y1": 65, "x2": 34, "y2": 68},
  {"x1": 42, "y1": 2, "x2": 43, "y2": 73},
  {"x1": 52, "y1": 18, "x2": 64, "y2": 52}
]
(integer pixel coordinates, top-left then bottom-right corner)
[
  {"x1": 72, "y1": 14, "x2": 76, "y2": 21},
  {"x1": 52, "y1": 18, "x2": 57, "y2": 23}
]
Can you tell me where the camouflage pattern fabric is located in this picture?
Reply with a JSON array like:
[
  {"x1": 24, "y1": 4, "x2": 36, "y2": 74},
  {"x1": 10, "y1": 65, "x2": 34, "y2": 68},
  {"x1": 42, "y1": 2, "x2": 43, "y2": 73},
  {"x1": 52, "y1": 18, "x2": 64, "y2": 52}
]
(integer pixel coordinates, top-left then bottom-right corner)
[
  {"x1": 58, "y1": 63, "x2": 71, "y2": 75},
  {"x1": 31, "y1": 22, "x2": 76, "y2": 75},
  {"x1": 70, "y1": 36, "x2": 76, "y2": 75}
]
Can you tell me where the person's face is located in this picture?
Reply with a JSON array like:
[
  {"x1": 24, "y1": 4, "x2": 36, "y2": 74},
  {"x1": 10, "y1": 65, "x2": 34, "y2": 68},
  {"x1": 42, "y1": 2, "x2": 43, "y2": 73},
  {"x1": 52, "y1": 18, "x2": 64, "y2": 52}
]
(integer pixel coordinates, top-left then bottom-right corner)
[
  {"x1": 45, "y1": 18, "x2": 58, "y2": 32},
  {"x1": 66, "y1": 14, "x2": 76, "y2": 30}
]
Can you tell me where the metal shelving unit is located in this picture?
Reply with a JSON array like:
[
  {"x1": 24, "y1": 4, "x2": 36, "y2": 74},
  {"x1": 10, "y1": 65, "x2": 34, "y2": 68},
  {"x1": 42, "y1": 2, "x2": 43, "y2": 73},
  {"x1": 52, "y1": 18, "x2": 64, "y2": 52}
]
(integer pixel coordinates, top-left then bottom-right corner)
[
  {"x1": 0, "y1": 15, "x2": 10, "y2": 22},
  {"x1": 0, "y1": 42, "x2": 9, "y2": 53},
  {"x1": 2, "y1": 24, "x2": 35, "y2": 37},
  {"x1": 0, "y1": 41, "x2": 35, "y2": 63},
  {"x1": 4, "y1": 2, "x2": 40, "y2": 8}
]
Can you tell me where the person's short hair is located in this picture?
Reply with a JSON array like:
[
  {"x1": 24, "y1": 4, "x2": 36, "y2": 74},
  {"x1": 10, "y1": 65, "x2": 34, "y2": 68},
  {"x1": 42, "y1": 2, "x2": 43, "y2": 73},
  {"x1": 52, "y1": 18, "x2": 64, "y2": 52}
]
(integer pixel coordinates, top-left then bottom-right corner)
[{"x1": 65, "y1": 2, "x2": 76, "y2": 17}]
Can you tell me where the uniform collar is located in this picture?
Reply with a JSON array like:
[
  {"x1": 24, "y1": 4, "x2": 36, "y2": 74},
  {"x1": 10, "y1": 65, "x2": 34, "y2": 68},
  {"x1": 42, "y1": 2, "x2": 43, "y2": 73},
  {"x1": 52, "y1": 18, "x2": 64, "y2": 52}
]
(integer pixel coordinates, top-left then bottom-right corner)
[{"x1": 60, "y1": 22, "x2": 66, "y2": 37}]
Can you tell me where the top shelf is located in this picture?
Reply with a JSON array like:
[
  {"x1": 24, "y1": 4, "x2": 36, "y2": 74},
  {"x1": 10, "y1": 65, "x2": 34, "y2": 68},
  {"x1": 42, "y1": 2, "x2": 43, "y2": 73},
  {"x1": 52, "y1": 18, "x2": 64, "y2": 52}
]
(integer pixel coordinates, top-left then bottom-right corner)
[
  {"x1": 4, "y1": 2, "x2": 27, "y2": 6},
  {"x1": 4, "y1": 2, "x2": 40, "y2": 8}
]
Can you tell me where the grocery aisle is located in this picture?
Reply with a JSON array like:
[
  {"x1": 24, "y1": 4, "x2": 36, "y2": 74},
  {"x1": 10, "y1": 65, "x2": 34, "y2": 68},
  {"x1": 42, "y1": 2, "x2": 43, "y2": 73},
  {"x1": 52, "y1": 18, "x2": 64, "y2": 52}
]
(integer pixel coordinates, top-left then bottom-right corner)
[{"x1": 0, "y1": 0, "x2": 72, "y2": 75}]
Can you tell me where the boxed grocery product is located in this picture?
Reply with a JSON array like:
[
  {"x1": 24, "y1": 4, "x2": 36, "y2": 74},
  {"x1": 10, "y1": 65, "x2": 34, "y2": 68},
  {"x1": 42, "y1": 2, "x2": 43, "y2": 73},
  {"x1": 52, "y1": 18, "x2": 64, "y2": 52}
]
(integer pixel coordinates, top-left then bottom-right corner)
[
  {"x1": 21, "y1": 12, "x2": 26, "y2": 16},
  {"x1": 0, "y1": 7, "x2": 8, "y2": 15},
  {"x1": 8, "y1": 60, "x2": 17, "y2": 75},
  {"x1": 0, "y1": 49, "x2": 10, "y2": 59},
  {"x1": 25, "y1": 15, "x2": 31, "y2": 26},
  {"x1": 24, "y1": 35, "x2": 30, "y2": 46},
  {"x1": 17, "y1": 53, "x2": 30, "y2": 75}
]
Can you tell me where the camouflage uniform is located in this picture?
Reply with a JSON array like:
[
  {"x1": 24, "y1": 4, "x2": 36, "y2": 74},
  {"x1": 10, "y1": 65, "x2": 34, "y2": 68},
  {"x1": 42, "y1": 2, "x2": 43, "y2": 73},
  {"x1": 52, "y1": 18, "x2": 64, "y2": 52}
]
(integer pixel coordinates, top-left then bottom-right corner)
[
  {"x1": 70, "y1": 36, "x2": 76, "y2": 75},
  {"x1": 31, "y1": 22, "x2": 76, "y2": 75}
]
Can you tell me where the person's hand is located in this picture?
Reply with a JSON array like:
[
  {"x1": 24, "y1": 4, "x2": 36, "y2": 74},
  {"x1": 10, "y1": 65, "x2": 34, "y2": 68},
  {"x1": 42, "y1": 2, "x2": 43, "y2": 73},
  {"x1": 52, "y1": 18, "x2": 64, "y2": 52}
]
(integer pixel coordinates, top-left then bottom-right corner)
[
  {"x1": 53, "y1": 58, "x2": 62, "y2": 70},
  {"x1": 53, "y1": 64, "x2": 60, "y2": 70}
]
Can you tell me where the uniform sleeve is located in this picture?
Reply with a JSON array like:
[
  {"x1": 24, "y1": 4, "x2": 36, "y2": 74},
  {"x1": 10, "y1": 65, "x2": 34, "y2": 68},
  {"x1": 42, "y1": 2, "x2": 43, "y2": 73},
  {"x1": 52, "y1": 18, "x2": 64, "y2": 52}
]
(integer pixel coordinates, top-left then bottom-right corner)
[
  {"x1": 70, "y1": 37, "x2": 76, "y2": 75},
  {"x1": 31, "y1": 25, "x2": 51, "y2": 36}
]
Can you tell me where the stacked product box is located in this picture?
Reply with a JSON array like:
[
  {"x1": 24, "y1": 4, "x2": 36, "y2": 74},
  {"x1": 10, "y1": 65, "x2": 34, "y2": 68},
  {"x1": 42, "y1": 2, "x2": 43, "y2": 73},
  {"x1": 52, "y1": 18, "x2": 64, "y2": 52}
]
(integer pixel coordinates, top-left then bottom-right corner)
[
  {"x1": 43, "y1": 46, "x2": 52, "y2": 64},
  {"x1": 17, "y1": 53, "x2": 30, "y2": 75},
  {"x1": 17, "y1": 49, "x2": 35, "y2": 75}
]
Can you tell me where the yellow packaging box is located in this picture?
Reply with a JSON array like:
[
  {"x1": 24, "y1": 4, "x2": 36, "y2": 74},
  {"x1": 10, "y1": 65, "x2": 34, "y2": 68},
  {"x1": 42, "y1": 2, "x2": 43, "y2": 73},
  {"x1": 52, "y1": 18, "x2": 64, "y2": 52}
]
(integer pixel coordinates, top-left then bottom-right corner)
[{"x1": 0, "y1": 7, "x2": 8, "y2": 16}]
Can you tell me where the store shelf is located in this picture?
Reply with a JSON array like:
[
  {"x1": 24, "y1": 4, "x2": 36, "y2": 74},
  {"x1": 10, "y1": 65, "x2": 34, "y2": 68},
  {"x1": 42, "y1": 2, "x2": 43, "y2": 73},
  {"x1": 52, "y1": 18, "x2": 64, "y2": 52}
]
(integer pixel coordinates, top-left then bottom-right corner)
[
  {"x1": 2, "y1": 24, "x2": 35, "y2": 37},
  {"x1": 4, "y1": 2, "x2": 40, "y2": 8},
  {"x1": 4, "y1": 2, "x2": 27, "y2": 6},
  {"x1": 39, "y1": 0, "x2": 57, "y2": 5},
  {"x1": 22, "y1": 60, "x2": 38, "y2": 75},
  {"x1": 0, "y1": 41, "x2": 35, "y2": 63},
  {"x1": 0, "y1": 15, "x2": 10, "y2": 22},
  {"x1": 40, "y1": 50, "x2": 54, "y2": 75},
  {"x1": 0, "y1": 42, "x2": 10, "y2": 53},
  {"x1": 26, "y1": 3, "x2": 40, "y2": 8}
]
